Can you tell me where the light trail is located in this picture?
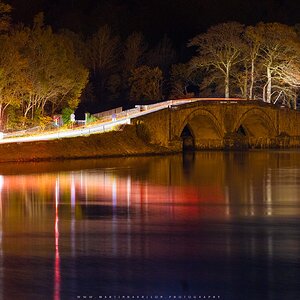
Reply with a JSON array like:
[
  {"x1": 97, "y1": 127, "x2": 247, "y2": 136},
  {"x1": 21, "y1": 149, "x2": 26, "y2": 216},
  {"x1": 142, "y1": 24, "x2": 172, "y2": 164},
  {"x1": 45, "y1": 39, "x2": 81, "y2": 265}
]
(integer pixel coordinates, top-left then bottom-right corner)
[{"x1": 0, "y1": 98, "x2": 245, "y2": 144}]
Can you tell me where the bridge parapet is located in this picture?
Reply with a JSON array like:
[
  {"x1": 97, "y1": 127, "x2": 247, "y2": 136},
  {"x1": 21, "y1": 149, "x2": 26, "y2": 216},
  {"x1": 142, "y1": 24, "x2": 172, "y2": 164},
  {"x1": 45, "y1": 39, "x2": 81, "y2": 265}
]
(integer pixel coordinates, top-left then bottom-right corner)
[{"x1": 131, "y1": 100, "x2": 300, "y2": 150}]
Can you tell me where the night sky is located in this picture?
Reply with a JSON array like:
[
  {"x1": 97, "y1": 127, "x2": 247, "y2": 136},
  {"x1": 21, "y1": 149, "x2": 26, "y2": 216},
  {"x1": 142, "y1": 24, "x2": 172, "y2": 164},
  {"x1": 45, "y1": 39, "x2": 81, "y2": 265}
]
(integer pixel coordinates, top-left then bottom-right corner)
[{"x1": 6, "y1": 0, "x2": 300, "y2": 45}]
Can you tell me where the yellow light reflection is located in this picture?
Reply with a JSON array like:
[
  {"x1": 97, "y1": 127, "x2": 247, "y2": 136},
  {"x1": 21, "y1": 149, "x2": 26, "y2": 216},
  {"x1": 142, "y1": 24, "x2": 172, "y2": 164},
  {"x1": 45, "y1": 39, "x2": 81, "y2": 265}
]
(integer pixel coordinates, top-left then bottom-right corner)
[
  {"x1": 54, "y1": 177, "x2": 60, "y2": 300},
  {"x1": 0, "y1": 175, "x2": 3, "y2": 300}
]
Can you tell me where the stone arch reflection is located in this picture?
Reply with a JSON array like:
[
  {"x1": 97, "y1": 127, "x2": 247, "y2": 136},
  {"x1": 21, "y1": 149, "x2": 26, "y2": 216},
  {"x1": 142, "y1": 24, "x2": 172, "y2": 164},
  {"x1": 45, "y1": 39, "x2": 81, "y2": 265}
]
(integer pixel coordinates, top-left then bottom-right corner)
[
  {"x1": 224, "y1": 151, "x2": 300, "y2": 217},
  {"x1": 1, "y1": 153, "x2": 300, "y2": 221},
  {"x1": 0, "y1": 153, "x2": 300, "y2": 298}
]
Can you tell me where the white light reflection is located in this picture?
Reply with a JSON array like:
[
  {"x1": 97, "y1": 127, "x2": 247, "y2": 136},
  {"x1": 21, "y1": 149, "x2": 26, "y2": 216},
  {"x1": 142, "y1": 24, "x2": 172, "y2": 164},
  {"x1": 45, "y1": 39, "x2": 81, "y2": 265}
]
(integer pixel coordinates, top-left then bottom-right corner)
[
  {"x1": 84, "y1": 173, "x2": 88, "y2": 205},
  {"x1": 126, "y1": 175, "x2": 131, "y2": 210},
  {"x1": 266, "y1": 169, "x2": 273, "y2": 216},
  {"x1": 71, "y1": 173, "x2": 76, "y2": 209},
  {"x1": 54, "y1": 177, "x2": 60, "y2": 300},
  {"x1": 144, "y1": 183, "x2": 149, "y2": 218},
  {"x1": 127, "y1": 176, "x2": 132, "y2": 257},
  {"x1": 112, "y1": 177, "x2": 117, "y2": 209},
  {"x1": 249, "y1": 180, "x2": 255, "y2": 216},
  {"x1": 225, "y1": 186, "x2": 230, "y2": 217},
  {"x1": 71, "y1": 174, "x2": 76, "y2": 258},
  {"x1": 268, "y1": 232, "x2": 273, "y2": 260},
  {"x1": 112, "y1": 176, "x2": 117, "y2": 256}
]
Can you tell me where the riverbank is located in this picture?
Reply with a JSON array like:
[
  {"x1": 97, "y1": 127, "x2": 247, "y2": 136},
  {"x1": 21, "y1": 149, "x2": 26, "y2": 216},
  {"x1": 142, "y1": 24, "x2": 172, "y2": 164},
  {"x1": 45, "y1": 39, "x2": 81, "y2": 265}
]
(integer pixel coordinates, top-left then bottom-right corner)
[{"x1": 0, "y1": 125, "x2": 173, "y2": 163}]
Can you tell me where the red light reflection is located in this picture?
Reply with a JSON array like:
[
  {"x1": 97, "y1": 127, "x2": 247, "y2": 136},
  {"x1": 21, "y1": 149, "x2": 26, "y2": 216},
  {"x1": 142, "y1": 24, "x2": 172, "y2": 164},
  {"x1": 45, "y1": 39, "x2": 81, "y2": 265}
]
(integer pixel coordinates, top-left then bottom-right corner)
[{"x1": 1, "y1": 171, "x2": 226, "y2": 221}]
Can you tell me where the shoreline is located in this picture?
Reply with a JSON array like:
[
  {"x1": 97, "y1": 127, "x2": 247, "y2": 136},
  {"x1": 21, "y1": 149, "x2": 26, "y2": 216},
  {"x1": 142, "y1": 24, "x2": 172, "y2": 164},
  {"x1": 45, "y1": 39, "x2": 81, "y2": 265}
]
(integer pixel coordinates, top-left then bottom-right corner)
[
  {"x1": 0, "y1": 125, "x2": 175, "y2": 163},
  {"x1": 0, "y1": 124, "x2": 299, "y2": 164}
]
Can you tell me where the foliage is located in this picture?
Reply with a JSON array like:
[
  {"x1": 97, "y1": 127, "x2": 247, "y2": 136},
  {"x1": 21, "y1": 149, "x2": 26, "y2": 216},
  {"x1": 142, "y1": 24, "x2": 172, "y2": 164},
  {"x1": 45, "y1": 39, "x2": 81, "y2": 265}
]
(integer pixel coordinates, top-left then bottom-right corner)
[
  {"x1": 0, "y1": 0, "x2": 11, "y2": 32},
  {"x1": 147, "y1": 35, "x2": 177, "y2": 75},
  {"x1": 169, "y1": 63, "x2": 196, "y2": 99},
  {"x1": 17, "y1": 15, "x2": 88, "y2": 119},
  {"x1": 123, "y1": 32, "x2": 147, "y2": 75},
  {"x1": 2, "y1": 1, "x2": 300, "y2": 132},
  {"x1": 254, "y1": 23, "x2": 300, "y2": 105},
  {"x1": 85, "y1": 113, "x2": 98, "y2": 124},
  {"x1": 86, "y1": 25, "x2": 120, "y2": 102},
  {"x1": 0, "y1": 33, "x2": 25, "y2": 129},
  {"x1": 188, "y1": 22, "x2": 300, "y2": 107},
  {"x1": 87, "y1": 25, "x2": 120, "y2": 74},
  {"x1": 107, "y1": 74, "x2": 122, "y2": 101},
  {"x1": 122, "y1": 32, "x2": 147, "y2": 96},
  {"x1": 34, "y1": 109, "x2": 53, "y2": 130},
  {"x1": 61, "y1": 107, "x2": 74, "y2": 125},
  {"x1": 189, "y1": 22, "x2": 245, "y2": 98},
  {"x1": 129, "y1": 66, "x2": 163, "y2": 102},
  {"x1": 5, "y1": 106, "x2": 23, "y2": 131}
]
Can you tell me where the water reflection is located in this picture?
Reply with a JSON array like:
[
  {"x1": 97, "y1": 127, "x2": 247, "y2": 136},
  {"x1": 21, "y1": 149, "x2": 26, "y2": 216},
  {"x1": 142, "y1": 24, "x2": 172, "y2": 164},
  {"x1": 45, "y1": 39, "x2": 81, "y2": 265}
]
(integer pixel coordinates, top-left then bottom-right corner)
[
  {"x1": 54, "y1": 177, "x2": 60, "y2": 300},
  {"x1": 0, "y1": 152, "x2": 299, "y2": 299},
  {"x1": 2, "y1": 152, "x2": 298, "y2": 219},
  {"x1": 0, "y1": 175, "x2": 3, "y2": 300}
]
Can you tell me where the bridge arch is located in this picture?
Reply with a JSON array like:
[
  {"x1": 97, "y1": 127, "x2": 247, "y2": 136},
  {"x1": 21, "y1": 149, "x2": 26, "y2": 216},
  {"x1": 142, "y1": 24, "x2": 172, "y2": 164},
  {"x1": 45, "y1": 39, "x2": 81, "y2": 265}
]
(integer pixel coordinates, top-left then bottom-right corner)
[
  {"x1": 234, "y1": 108, "x2": 277, "y2": 138},
  {"x1": 178, "y1": 109, "x2": 223, "y2": 150}
]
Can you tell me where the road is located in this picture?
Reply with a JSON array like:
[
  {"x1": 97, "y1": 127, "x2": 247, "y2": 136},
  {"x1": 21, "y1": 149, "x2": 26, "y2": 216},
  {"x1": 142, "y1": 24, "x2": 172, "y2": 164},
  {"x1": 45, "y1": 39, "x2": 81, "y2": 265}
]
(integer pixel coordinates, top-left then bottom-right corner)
[{"x1": 0, "y1": 98, "x2": 243, "y2": 144}]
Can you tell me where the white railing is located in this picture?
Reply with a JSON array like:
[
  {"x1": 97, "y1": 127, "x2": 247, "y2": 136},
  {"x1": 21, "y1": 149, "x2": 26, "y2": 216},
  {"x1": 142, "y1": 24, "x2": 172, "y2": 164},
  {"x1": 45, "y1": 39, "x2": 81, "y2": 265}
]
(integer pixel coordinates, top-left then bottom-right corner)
[
  {"x1": 0, "y1": 98, "x2": 232, "y2": 144},
  {"x1": 0, "y1": 118, "x2": 131, "y2": 144}
]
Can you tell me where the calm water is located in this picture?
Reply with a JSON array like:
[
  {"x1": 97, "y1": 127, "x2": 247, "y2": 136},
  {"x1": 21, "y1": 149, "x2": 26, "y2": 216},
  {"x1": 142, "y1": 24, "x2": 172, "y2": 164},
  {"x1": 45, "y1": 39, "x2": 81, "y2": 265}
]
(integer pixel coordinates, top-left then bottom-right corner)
[{"x1": 0, "y1": 151, "x2": 300, "y2": 300}]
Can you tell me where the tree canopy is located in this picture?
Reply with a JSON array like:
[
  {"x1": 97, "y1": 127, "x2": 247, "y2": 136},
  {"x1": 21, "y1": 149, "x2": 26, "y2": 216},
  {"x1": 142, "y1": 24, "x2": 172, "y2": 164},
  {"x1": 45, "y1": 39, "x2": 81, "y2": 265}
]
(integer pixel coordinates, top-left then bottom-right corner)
[
  {"x1": 1, "y1": 0, "x2": 300, "y2": 130},
  {"x1": 188, "y1": 22, "x2": 300, "y2": 108},
  {"x1": 0, "y1": 8, "x2": 88, "y2": 129}
]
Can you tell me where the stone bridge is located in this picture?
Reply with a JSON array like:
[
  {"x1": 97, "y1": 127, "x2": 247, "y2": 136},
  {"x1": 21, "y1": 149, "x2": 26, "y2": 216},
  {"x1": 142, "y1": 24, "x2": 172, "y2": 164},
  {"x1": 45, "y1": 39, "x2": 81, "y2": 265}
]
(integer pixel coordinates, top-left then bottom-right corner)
[{"x1": 131, "y1": 100, "x2": 300, "y2": 150}]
